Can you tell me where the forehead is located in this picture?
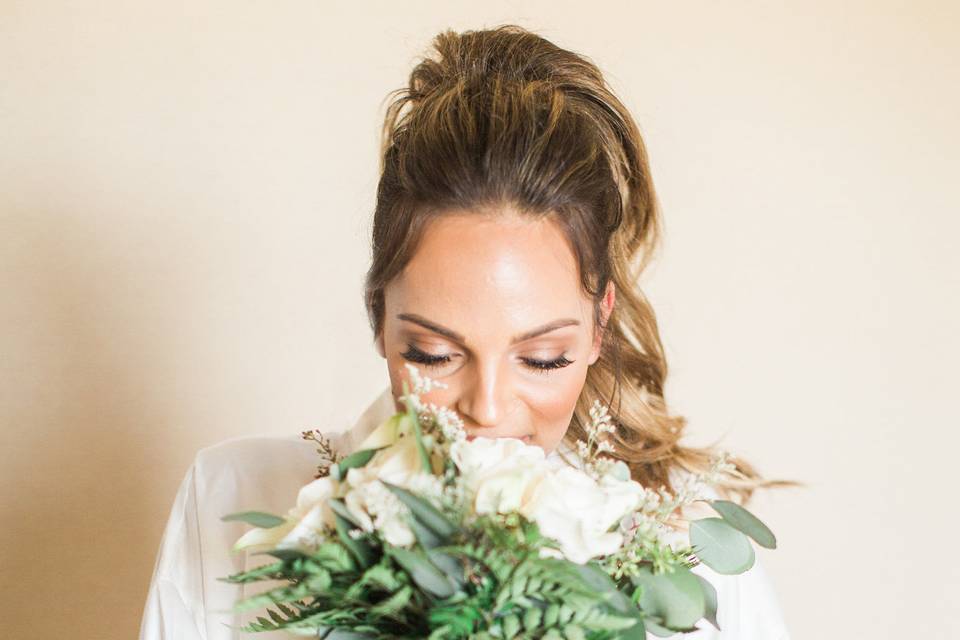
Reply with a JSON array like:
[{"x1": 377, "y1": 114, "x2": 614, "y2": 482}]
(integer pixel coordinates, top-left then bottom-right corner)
[{"x1": 386, "y1": 212, "x2": 589, "y2": 332}]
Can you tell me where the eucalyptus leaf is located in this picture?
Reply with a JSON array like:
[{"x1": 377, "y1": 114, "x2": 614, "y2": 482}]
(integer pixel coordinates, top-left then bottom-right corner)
[
  {"x1": 690, "y1": 517, "x2": 756, "y2": 575},
  {"x1": 571, "y1": 562, "x2": 645, "y2": 639},
  {"x1": 427, "y1": 549, "x2": 467, "y2": 589},
  {"x1": 601, "y1": 615, "x2": 646, "y2": 638},
  {"x1": 381, "y1": 480, "x2": 457, "y2": 538},
  {"x1": 603, "y1": 592, "x2": 646, "y2": 640},
  {"x1": 708, "y1": 499, "x2": 777, "y2": 549},
  {"x1": 408, "y1": 516, "x2": 443, "y2": 549},
  {"x1": 695, "y1": 574, "x2": 721, "y2": 630},
  {"x1": 631, "y1": 565, "x2": 705, "y2": 630},
  {"x1": 571, "y1": 560, "x2": 620, "y2": 594},
  {"x1": 221, "y1": 511, "x2": 286, "y2": 528},
  {"x1": 336, "y1": 447, "x2": 385, "y2": 479},
  {"x1": 328, "y1": 498, "x2": 361, "y2": 528},
  {"x1": 642, "y1": 616, "x2": 675, "y2": 638},
  {"x1": 388, "y1": 546, "x2": 456, "y2": 598},
  {"x1": 334, "y1": 512, "x2": 376, "y2": 569}
]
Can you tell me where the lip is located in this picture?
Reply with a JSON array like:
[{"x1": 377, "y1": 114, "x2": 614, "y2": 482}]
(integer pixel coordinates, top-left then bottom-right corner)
[{"x1": 466, "y1": 434, "x2": 532, "y2": 443}]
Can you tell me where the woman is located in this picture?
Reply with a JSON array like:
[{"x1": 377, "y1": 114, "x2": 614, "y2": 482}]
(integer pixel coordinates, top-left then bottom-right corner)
[{"x1": 140, "y1": 24, "x2": 792, "y2": 639}]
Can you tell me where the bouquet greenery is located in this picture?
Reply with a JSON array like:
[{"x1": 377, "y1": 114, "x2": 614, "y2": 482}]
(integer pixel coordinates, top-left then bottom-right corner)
[{"x1": 220, "y1": 364, "x2": 777, "y2": 639}]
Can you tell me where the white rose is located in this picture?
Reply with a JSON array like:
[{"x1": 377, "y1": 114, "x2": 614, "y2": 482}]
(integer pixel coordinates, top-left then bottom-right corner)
[
  {"x1": 449, "y1": 437, "x2": 547, "y2": 515},
  {"x1": 450, "y1": 436, "x2": 546, "y2": 478},
  {"x1": 519, "y1": 466, "x2": 646, "y2": 564}
]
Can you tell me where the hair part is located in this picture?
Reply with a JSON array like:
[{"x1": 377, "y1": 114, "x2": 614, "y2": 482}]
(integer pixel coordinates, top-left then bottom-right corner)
[{"x1": 364, "y1": 24, "x2": 800, "y2": 505}]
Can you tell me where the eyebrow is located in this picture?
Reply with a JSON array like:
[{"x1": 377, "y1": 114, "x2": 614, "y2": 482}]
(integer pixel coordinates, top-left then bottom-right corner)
[{"x1": 396, "y1": 313, "x2": 580, "y2": 345}]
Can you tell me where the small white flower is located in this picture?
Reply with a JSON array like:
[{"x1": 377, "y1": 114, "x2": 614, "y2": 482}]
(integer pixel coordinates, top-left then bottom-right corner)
[
  {"x1": 343, "y1": 474, "x2": 416, "y2": 547},
  {"x1": 402, "y1": 362, "x2": 449, "y2": 395}
]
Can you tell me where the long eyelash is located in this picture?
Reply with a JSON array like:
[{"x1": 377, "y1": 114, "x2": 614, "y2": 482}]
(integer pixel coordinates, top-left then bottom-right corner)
[
  {"x1": 400, "y1": 345, "x2": 575, "y2": 374},
  {"x1": 523, "y1": 355, "x2": 575, "y2": 373},
  {"x1": 400, "y1": 345, "x2": 451, "y2": 368}
]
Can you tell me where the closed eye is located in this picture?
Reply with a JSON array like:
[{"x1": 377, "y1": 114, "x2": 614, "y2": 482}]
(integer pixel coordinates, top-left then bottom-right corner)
[
  {"x1": 523, "y1": 354, "x2": 574, "y2": 373},
  {"x1": 400, "y1": 345, "x2": 453, "y2": 367},
  {"x1": 400, "y1": 345, "x2": 574, "y2": 374}
]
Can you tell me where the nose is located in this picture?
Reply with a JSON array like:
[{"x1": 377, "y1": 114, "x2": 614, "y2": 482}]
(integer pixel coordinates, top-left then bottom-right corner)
[{"x1": 456, "y1": 358, "x2": 509, "y2": 429}]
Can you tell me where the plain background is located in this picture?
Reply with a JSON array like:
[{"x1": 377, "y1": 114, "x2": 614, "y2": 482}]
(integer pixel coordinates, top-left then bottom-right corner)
[{"x1": 2, "y1": 2, "x2": 957, "y2": 638}]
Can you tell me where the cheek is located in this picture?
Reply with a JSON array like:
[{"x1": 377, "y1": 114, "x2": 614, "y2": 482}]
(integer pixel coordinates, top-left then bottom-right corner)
[{"x1": 521, "y1": 365, "x2": 589, "y2": 435}]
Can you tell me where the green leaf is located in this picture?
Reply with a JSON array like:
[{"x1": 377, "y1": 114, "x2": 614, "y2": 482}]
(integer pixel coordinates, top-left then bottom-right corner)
[
  {"x1": 708, "y1": 499, "x2": 777, "y2": 549},
  {"x1": 408, "y1": 516, "x2": 443, "y2": 549},
  {"x1": 216, "y1": 559, "x2": 286, "y2": 584},
  {"x1": 313, "y1": 542, "x2": 356, "y2": 573},
  {"x1": 642, "y1": 615, "x2": 676, "y2": 637},
  {"x1": 257, "y1": 547, "x2": 308, "y2": 562},
  {"x1": 604, "y1": 594, "x2": 646, "y2": 639},
  {"x1": 502, "y1": 613, "x2": 521, "y2": 638},
  {"x1": 569, "y1": 562, "x2": 646, "y2": 639},
  {"x1": 631, "y1": 565, "x2": 705, "y2": 630},
  {"x1": 317, "y1": 629, "x2": 376, "y2": 640},
  {"x1": 354, "y1": 561, "x2": 404, "y2": 592},
  {"x1": 337, "y1": 446, "x2": 386, "y2": 479},
  {"x1": 255, "y1": 615, "x2": 277, "y2": 630},
  {"x1": 571, "y1": 560, "x2": 620, "y2": 593},
  {"x1": 370, "y1": 584, "x2": 414, "y2": 616},
  {"x1": 695, "y1": 573, "x2": 721, "y2": 630},
  {"x1": 327, "y1": 498, "x2": 361, "y2": 528},
  {"x1": 221, "y1": 511, "x2": 286, "y2": 528},
  {"x1": 275, "y1": 602, "x2": 296, "y2": 617},
  {"x1": 690, "y1": 517, "x2": 756, "y2": 575},
  {"x1": 387, "y1": 546, "x2": 456, "y2": 598},
  {"x1": 232, "y1": 578, "x2": 323, "y2": 612},
  {"x1": 563, "y1": 625, "x2": 586, "y2": 640},
  {"x1": 426, "y1": 549, "x2": 466, "y2": 589},
  {"x1": 333, "y1": 512, "x2": 376, "y2": 569},
  {"x1": 523, "y1": 607, "x2": 543, "y2": 630},
  {"x1": 381, "y1": 480, "x2": 457, "y2": 538}
]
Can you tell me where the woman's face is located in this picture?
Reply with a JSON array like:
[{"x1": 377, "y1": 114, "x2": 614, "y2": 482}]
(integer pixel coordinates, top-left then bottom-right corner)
[{"x1": 375, "y1": 210, "x2": 615, "y2": 454}]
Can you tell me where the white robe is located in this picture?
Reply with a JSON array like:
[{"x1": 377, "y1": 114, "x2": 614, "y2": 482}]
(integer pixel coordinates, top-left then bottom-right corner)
[{"x1": 139, "y1": 385, "x2": 791, "y2": 639}]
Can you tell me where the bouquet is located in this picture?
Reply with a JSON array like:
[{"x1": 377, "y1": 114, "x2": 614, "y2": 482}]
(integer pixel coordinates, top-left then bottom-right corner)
[{"x1": 219, "y1": 364, "x2": 777, "y2": 639}]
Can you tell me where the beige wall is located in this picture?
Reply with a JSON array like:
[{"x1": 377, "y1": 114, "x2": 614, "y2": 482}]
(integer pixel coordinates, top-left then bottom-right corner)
[{"x1": 2, "y1": 2, "x2": 957, "y2": 638}]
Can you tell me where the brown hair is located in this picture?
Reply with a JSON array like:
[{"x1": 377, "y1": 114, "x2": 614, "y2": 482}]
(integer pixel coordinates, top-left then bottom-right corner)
[{"x1": 364, "y1": 24, "x2": 798, "y2": 505}]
